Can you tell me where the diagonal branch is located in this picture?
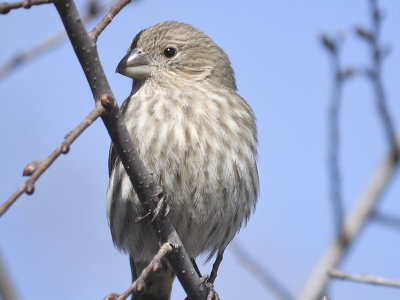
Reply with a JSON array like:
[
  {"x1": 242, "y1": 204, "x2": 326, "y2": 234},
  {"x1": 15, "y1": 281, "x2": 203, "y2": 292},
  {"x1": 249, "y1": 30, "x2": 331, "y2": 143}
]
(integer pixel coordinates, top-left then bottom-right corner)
[
  {"x1": 0, "y1": 101, "x2": 105, "y2": 217},
  {"x1": 104, "y1": 243, "x2": 175, "y2": 300},
  {"x1": 230, "y1": 243, "x2": 293, "y2": 300},
  {"x1": 89, "y1": 0, "x2": 131, "y2": 42},
  {"x1": 0, "y1": 0, "x2": 116, "y2": 80},
  {"x1": 52, "y1": 0, "x2": 207, "y2": 298},
  {"x1": 298, "y1": 135, "x2": 400, "y2": 300}
]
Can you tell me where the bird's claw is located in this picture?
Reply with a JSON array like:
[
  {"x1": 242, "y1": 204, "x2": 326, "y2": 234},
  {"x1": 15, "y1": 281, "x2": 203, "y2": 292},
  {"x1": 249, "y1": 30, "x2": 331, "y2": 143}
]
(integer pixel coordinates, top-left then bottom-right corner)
[
  {"x1": 205, "y1": 282, "x2": 220, "y2": 300},
  {"x1": 199, "y1": 274, "x2": 209, "y2": 284},
  {"x1": 135, "y1": 189, "x2": 169, "y2": 224},
  {"x1": 150, "y1": 193, "x2": 170, "y2": 222},
  {"x1": 135, "y1": 211, "x2": 152, "y2": 223}
]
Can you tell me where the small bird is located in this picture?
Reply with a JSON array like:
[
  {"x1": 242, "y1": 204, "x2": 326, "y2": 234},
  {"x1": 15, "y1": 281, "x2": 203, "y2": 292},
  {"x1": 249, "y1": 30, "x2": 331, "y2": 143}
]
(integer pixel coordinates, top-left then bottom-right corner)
[{"x1": 107, "y1": 21, "x2": 259, "y2": 300}]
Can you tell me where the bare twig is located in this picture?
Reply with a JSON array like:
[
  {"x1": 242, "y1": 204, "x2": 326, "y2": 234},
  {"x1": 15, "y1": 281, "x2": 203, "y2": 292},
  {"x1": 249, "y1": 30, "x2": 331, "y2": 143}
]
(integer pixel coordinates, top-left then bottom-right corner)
[
  {"x1": 52, "y1": 0, "x2": 207, "y2": 298},
  {"x1": 355, "y1": 0, "x2": 399, "y2": 158},
  {"x1": 0, "y1": 102, "x2": 105, "y2": 217},
  {"x1": 369, "y1": 0, "x2": 399, "y2": 159},
  {"x1": 321, "y1": 33, "x2": 346, "y2": 232},
  {"x1": 103, "y1": 243, "x2": 174, "y2": 300},
  {"x1": 89, "y1": 0, "x2": 131, "y2": 42},
  {"x1": 0, "y1": 0, "x2": 51, "y2": 14},
  {"x1": 230, "y1": 243, "x2": 293, "y2": 300},
  {"x1": 298, "y1": 135, "x2": 400, "y2": 300},
  {"x1": 329, "y1": 269, "x2": 400, "y2": 288},
  {"x1": 0, "y1": 30, "x2": 65, "y2": 80},
  {"x1": 0, "y1": 0, "x2": 114, "y2": 80},
  {"x1": 371, "y1": 211, "x2": 400, "y2": 230},
  {"x1": 300, "y1": 4, "x2": 399, "y2": 297}
]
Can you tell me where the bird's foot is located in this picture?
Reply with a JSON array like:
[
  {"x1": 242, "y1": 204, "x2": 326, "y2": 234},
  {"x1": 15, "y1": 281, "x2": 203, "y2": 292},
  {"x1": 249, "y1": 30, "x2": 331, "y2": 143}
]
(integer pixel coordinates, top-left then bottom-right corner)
[
  {"x1": 200, "y1": 274, "x2": 209, "y2": 284},
  {"x1": 205, "y1": 282, "x2": 220, "y2": 300},
  {"x1": 135, "y1": 188, "x2": 169, "y2": 224},
  {"x1": 151, "y1": 191, "x2": 170, "y2": 222}
]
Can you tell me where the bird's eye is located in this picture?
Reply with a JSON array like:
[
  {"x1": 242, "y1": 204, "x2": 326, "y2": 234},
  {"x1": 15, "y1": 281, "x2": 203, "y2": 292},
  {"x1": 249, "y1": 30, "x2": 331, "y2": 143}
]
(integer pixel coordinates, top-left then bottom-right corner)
[{"x1": 163, "y1": 47, "x2": 176, "y2": 58}]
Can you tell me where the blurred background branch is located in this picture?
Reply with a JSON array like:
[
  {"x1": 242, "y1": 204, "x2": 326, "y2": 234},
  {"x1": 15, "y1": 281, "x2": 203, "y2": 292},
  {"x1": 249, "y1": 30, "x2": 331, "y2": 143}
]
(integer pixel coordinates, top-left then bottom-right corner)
[
  {"x1": 230, "y1": 243, "x2": 293, "y2": 300},
  {"x1": 0, "y1": 0, "x2": 118, "y2": 80},
  {"x1": 321, "y1": 32, "x2": 346, "y2": 233},
  {"x1": 355, "y1": 0, "x2": 398, "y2": 159},
  {"x1": 299, "y1": 1, "x2": 400, "y2": 299},
  {"x1": 299, "y1": 137, "x2": 400, "y2": 299},
  {"x1": 329, "y1": 269, "x2": 400, "y2": 288}
]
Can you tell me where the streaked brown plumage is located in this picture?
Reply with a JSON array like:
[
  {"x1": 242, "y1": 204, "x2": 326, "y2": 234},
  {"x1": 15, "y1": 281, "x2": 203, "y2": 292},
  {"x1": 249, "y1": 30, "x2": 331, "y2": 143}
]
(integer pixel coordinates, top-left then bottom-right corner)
[{"x1": 107, "y1": 21, "x2": 258, "y2": 300}]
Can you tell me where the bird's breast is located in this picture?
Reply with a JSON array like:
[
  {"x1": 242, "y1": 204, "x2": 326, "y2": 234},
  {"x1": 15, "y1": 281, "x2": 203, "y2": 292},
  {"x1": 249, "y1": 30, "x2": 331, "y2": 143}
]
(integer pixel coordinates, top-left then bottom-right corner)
[{"x1": 117, "y1": 84, "x2": 258, "y2": 258}]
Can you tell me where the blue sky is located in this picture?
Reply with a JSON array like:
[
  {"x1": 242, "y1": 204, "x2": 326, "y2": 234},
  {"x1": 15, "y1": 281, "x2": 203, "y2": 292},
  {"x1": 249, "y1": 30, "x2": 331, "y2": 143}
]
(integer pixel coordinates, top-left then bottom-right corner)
[{"x1": 1, "y1": 1, "x2": 399, "y2": 299}]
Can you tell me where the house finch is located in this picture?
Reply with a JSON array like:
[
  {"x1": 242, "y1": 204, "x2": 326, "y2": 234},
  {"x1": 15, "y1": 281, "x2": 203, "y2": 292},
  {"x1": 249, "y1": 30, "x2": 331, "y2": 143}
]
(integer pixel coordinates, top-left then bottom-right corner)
[{"x1": 107, "y1": 21, "x2": 259, "y2": 300}]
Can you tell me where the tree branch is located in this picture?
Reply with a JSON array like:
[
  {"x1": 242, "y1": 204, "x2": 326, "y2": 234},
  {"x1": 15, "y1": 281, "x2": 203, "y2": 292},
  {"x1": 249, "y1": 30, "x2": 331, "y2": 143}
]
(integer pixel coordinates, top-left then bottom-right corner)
[
  {"x1": 329, "y1": 269, "x2": 400, "y2": 288},
  {"x1": 321, "y1": 33, "x2": 347, "y2": 233},
  {"x1": 0, "y1": 101, "x2": 105, "y2": 217},
  {"x1": 0, "y1": 0, "x2": 115, "y2": 80},
  {"x1": 371, "y1": 211, "x2": 400, "y2": 231},
  {"x1": 298, "y1": 135, "x2": 400, "y2": 300},
  {"x1": 88, "y1": 0, "x2": 131, "y2": 42},
  {"x1": 230, "y1": 243, "x2": 293, "y2": 300},
  {"x1": 355, "y1": 0, "x2": 399, "y2": 158},
  {"x1": 104, "y1": 243, "x2": 175, "y2": 300},
  {"x1": 0, "y1": 0, "x2": 51, "y2": 14},
  {"x1": 52, "y1": 0, "x2": 207, "y2": 298}
]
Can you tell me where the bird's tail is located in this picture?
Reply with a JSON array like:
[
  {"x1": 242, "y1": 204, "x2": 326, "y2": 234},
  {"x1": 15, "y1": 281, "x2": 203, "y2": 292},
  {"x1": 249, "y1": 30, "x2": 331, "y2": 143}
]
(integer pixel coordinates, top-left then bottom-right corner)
[{"x1": 130, "y1": 256, "x2": 175, "y2": 300}]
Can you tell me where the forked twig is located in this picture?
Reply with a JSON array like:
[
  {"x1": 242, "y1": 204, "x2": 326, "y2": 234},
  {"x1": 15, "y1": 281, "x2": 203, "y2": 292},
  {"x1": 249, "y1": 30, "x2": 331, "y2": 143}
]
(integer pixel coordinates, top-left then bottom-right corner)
[
  {"x1": 0, "y1": 101, "x2": 105, "y2": 217},
  {"x1": 103, "y1": 243, "x2": 175, "y2": 300},
  {"x1": 0, "y1": 0, "x2": 119, "y2": 80}
]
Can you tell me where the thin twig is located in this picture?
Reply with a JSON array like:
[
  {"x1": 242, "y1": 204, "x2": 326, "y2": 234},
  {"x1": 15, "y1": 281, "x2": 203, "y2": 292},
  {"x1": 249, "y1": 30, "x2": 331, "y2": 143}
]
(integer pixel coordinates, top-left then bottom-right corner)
[
  {"x1": 89, "y1": 0, "x2": 131, "y2": 42},
  {"x1": 52, "y1": 0, "x2": 207, "y2": 298},
  {"x1": 0, "y1": 0, "x2": 114, "y2": 80},
  {"x1": 371, "y1": 211, "x2": 400, "y2": 230},
  {"x1": 369, "y1": 0, "x2": 399, "y2": 159},
  {"x1": 0, "y1": 102, "x2": 105, "y2": 217},
  {"x1": 321, "y1": 33, "x2": 345, "y2": 233},
  {"x1": 103, "y1": 243, "x2": 175, "y2": 300},
  {"x1": 329, "y1": 269, "x2": 400, "y2": 288},
  {"x1": 230, "y1": 243, "x2": 293, "y2": 300},
  {"x1": 0, "y1": 0, "x2": 51, "y2": 14},
  {"x1": 298, "y1": 135, "x2": 400, "y2": 300},
  {"x1": 355, "y1": 0, "x2": 399, "y2": 158}
]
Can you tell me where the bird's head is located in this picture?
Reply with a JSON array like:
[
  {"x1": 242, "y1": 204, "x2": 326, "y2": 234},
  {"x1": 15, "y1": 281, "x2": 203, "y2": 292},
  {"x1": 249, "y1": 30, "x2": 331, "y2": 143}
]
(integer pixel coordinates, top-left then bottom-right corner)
[{"x1": 116, "y1": 21, "x2": 237, "y2": 91}]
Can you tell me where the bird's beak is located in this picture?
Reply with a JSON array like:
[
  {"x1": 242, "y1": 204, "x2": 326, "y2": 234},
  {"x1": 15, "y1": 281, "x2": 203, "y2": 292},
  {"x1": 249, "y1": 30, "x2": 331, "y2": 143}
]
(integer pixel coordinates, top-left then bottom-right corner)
[{"x1": 116, "y1": 48, "x2": 151, "y2": 80}]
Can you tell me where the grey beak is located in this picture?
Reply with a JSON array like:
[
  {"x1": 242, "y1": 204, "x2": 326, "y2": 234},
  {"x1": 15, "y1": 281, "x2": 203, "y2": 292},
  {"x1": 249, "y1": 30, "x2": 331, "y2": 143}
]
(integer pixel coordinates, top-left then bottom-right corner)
[{"x1": 116, "y1": 49, "x2": 151, "y2": 80}]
